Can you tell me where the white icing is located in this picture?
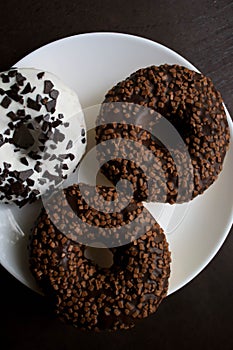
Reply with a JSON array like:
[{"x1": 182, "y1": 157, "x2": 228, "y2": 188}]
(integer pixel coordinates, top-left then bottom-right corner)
[{"x1": 0, "y1": 68, "x2": 86, "y2": 205}]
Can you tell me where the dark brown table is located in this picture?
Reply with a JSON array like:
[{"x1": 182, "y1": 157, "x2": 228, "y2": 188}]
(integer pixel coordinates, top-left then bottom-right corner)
[{"x1": 1, "y1": 1, "x2": 232, "y2": 349}]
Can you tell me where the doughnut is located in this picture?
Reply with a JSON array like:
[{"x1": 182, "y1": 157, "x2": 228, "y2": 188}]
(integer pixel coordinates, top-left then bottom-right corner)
[
  {"x1": 29, "y1": 183, "x2": 171, "y2": 331},
  {"x1": 96, "y1": 64, "x2": 230, "y2": 203},
  {"x1": 0, "y1": 68, "x2": 86, "y2": 207}
]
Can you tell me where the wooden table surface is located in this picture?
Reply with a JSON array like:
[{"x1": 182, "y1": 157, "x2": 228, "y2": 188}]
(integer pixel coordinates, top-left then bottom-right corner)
[{"x1": 0, "y1": 1, "x2": 232, "y2": 349}]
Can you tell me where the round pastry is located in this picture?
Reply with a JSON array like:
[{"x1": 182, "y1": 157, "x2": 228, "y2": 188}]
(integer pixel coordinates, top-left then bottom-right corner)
[
  {"x1": 96, "y1": 64, "x2": 230, "y2": 203},
  {"x1": 0, "y1": 68, "x2": 86, "y2": 207},
  {"x1": 29, "y1": 183, "x2": 171, "y2": 331}
]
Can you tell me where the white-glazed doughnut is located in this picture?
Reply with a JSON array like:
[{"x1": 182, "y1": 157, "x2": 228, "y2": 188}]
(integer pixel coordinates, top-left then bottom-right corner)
[{"x1": 0, "y1": 68, "x2": 86, "y2": 207}]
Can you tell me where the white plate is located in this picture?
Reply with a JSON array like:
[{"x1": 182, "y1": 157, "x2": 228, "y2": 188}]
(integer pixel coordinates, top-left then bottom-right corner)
[{"x1": 0, "y1": 32, "x2": 232, "y2": 295}]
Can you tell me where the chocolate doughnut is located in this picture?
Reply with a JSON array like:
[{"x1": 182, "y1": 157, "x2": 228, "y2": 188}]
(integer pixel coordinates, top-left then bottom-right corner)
[
  {"x1": 96, "y1": 64, "x2": 230, "y2": 203},
  {"x1": 0, "y1": 68, "x2": 86, "y2": 206},
  {"x1": 29, "y1": 184, "x2": 171, "y2": 331}
]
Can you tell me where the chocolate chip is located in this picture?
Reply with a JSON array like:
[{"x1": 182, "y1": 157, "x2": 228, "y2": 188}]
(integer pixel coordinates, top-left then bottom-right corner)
[
  {"x1": 21, "y1": 83, "x2": 32, "y2": 94},
  {"x1": 43, "y1": 114, "x2": 50, "y2": 122},
  {"x1": 32, "y1": 189, "x2": 40, "y2": 196},
  {"x1": 43, "y1": 153, "x2": 50, "y2": 160},
  {"x1": 17, "y1": 109, "x2": 26, "y2": 117},
  {"x1": 36, "y1": 94, "x2": 42, "y2": 104},
  {"x1": 7, "y1": 111, "x2": 18, "y2": 121},
  {"x1": 6, "y1": 89, "x2": 22, "y2": 102},
  {"x1": 26, "y1": 178, "x2": 35, "y2": 187},
  {"x1": 27, "y1": 123, "x2": 34, "y2": 130},
  {"x1": 10, "y1": 83, "x2": 20, "y2": 92},
  {"x1": 3, "y1": 162, "x2": 11, "y2": 169},
  {"x1": 1, "y1": 96, "x2": 11, "y2": 108},
  {"x1": 45, "y1": 99, "x2": 56, "y2": 113},
  {"x1": 13, "y1": 124, "x2": 34, "y2": 149},
  {"x1": 8, "y1": 69, "x2": 17, "y2": 78},
  {"x1": 50, "y1": 154, "x2": 56, "y2": 161},
  {"x1": 34, "y1": 162, "x2": 42, "y2": 173},
  {"x1": 18, "y1": 169, "x2": 33, "y2": 182},
  {"x1": 53, "y1": 129, "x2": 65, "y2": 143},
  {"x1": 37, "y1": 72, "x2": 45, "y2": 79},
  {"x1": 8, "y1": 70, "x2": 17, "y2": 77},
  {"x1": 11, "y1": 182, "x2": 24, "y2": 194},
  {"x1": 81, "y1": 137, "x2": 86, "y2": 144},
  {"x1": 4, "y1": 129, "x2": 10, "y2": 135},
  {"x1": 39, "y1": 146, "x2": 46, "y2": 152},
  {"x1": 7, "y1": 122, "x2": 14, "y2": 130},
  {"x1": 50, "y1": 144, "x2": 57, "y2": 150},
  {"x1": 38, "y1": 178, "x2": 46, "y2": 185},
  {"x1": 35, "y1": 115, "x2": 43, "y2": 123},
  {"x1": 42, "y1": 170, "x2": 59, "y2": 182},
  {"x1": 0, "y1": 137, "x2": 4, "y2": 146},
  {"x1": 81, "y1": 128, "x2": 85, "y2": 136},
  {"x1": 44, "y1": 80, "x2": 54, "y2": 94},
  {"x1": 27, "y1": 97, "x2": 41, "y2": 111},
  {"x1": 51, "y1": 120, "x2": 62, "y2": 128},
  {"x1": 42, "y1": 121, "x2": 49, "y2": 132},
  {"x1": 41, "y1": 97, "x2": 49, "y2": 105},
  {"x1": 66, "y1": 140, "x2": 73, "y2": 150},
  {"x1": 68, "y1": 153, "x2": 75, "y2": 160},
  {"x1": 1, "y1": 74, "x2": 10, "y2": 83},
  {"x1": 0, "y1": 88, "x2": 5, "y2": 95},
  {"x1": 28, "y1": 151, "x2": 42, "y2": 160},
  {"x1": 49, "y1": 89, "x2": 59, "y2": 100},
  {"x1": 16, "y1": 73, "x2": 26, "y2": 86},
  {"x1": 20, "y1": 157, "x2": 29, "y2": 166},
  {"x1": 62, "y1": 164, "x2": 68, "y2": 170},
  {"x1": 58, "y1": 113, "x2": 64, "y2": 119}
]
